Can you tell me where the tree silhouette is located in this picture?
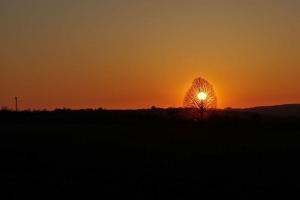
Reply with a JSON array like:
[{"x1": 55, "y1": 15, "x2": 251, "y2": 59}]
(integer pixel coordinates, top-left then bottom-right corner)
[{"x1": 183, "y1": 77, "x2": 217, "y2": 120}]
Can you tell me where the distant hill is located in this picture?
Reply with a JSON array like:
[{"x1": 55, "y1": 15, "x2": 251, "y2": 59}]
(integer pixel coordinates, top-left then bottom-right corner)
[{"x1": 227, "y1": 104, "x2": 300, "y2": 117}]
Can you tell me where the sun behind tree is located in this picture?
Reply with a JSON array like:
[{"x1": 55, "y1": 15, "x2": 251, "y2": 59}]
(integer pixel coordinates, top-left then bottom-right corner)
[{"x1": 183, "y1": 77, "x2": 217, "y2": 120}]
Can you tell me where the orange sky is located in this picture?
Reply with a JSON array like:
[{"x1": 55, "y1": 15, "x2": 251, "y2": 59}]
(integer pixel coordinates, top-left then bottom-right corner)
[{"x1": 1, "y1": 0, "x2": 300, "y2": 110}]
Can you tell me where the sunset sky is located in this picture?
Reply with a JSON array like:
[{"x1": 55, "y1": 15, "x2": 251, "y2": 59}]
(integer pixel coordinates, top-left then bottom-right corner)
[{"x1": 1, "y1": 0, "x2": 300, "y2": 110}]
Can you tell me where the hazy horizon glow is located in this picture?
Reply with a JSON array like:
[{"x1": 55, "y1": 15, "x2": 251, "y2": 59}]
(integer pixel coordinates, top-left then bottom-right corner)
[{"x1": 1, "y1": 0, "x2": 300, "y2": 110}]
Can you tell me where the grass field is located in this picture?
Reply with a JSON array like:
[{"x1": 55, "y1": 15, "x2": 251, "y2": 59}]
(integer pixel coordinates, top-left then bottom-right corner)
[{"x1": 1, "y1": 116, "x2": 300, "y2": 199}]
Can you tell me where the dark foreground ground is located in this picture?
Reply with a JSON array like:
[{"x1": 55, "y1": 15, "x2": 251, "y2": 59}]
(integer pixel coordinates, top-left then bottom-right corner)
[{"x1": 1, "y1": 114, "x2": 300, "y2": 199}]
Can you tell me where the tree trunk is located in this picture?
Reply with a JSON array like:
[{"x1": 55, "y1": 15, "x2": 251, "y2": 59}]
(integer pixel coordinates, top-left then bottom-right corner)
[{"x1": 200, "y1": 106, "x2": 204, "y2": 121}]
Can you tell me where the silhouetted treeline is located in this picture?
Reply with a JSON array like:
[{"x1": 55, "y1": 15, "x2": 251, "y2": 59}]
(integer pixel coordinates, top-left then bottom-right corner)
[
  {"x1": 0, "y1": 107, "x2": 184, "y2": 124},
  {"x1": 1, "y1": 107, "x2": 300, "y2": 124}
]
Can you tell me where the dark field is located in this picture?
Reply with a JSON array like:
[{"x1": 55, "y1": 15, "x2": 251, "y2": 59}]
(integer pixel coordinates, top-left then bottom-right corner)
[{"x1": 1, "y1": 110, "x2": 300, "y2": 199}]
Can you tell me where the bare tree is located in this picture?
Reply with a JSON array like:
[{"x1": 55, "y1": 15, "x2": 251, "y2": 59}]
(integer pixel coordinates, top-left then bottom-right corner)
[{"x1": 183, "y1": 77, "x2": 217, "y2": 120}]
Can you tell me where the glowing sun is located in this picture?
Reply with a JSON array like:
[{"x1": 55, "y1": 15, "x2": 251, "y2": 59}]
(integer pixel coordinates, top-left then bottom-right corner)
[{"x1": 198, "y1": 92, "x2": 207, "y2": 100}]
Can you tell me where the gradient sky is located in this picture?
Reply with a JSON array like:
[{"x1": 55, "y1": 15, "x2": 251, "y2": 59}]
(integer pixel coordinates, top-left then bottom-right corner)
[{"x1": 1, "y1": 0, "x2": 300, "y2": 110}]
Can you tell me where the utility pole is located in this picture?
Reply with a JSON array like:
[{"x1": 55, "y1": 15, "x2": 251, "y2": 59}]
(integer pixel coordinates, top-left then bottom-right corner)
[{"x1": 15, "y1": 97, "x2": 18, "y2": 111}]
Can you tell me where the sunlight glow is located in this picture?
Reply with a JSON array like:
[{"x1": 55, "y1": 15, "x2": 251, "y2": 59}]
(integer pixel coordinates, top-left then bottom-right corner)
[{"x1": 198, "y1": 92, "x2": 207, "y2": 100}]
